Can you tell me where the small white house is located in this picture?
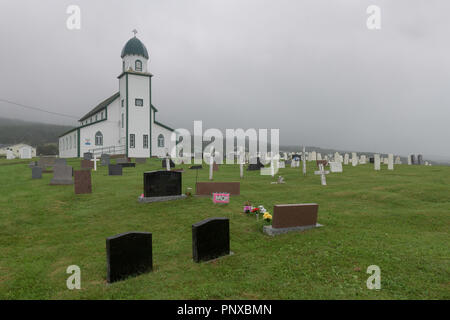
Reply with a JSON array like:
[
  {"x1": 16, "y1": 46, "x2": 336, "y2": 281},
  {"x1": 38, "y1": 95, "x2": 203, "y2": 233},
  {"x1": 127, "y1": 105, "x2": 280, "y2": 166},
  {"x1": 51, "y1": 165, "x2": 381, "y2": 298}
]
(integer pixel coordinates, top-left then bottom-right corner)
[
  {"x1": 0, "y1": 143, "x2": 36, "y2": 159},
  {"x1": 59, "y1": 34, "x2": 176, "y2": 158}
]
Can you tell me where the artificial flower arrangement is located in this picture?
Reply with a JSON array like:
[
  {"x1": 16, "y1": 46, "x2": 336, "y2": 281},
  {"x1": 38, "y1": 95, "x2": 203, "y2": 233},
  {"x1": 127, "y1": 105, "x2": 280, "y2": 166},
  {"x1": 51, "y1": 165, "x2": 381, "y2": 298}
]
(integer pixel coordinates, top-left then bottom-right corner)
[
  {"x1": 263, "y1": 212, "x2": 273, "y2": 224},
  {"x1": 250, "y1": 207, "x2": 260, "y2": 215},
  {"x1": 243, "y1": 201, "x2": 252, "y2": 213}
]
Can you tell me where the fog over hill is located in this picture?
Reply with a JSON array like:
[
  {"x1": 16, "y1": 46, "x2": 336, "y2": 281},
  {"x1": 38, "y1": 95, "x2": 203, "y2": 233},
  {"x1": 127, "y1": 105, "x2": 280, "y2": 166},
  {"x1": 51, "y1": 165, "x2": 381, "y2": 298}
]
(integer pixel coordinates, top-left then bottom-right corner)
[{"x1": 0, "y1": 117, "x2": 448, "y2": 165}]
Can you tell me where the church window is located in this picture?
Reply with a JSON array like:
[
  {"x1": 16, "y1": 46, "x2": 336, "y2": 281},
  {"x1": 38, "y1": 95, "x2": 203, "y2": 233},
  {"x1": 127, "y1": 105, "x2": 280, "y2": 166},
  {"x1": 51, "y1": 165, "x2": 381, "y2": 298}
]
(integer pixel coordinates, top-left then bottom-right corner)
[
  {"x1": 121, "y1": 99, "x2": 124, "y2": 108},
  {"x1": 69, "y1": 136, "x2": 72, "y2": 149},
  {"x1": 143, "y1": 135, "x2": 148, "y2": 149},
  {"x1": 135, "y1": 99, "x2": 143, "y2": 107},
  {"x1": 158, "y1": 134, "x2": 165, "y2": 148},
  {"x1": 135, "y1": 60, "x2": 142, "y2": 72},
  {"x1": 121, "y1": 113, "x2": 124, "y2": 128},
  {"x1": 95, "y1": 131, "x2": 103, "y2": 146},
  {"x1": 101, "y1": 111, "x2": 103, "y2": 119},
  {"x1": 96, "y1": 115, "x2": 98, "y2": 121},
  {"x1": 130, "y1": 134, "x2": 135, "y2": 148}
]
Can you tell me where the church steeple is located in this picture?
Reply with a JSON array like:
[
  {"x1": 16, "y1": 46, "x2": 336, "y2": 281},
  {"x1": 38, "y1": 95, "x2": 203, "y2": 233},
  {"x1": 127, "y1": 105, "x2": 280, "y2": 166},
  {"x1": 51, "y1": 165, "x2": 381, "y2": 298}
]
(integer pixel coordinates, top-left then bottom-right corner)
[{"x1": 121, "y1": 30, "x2": 149, "y2": 72}]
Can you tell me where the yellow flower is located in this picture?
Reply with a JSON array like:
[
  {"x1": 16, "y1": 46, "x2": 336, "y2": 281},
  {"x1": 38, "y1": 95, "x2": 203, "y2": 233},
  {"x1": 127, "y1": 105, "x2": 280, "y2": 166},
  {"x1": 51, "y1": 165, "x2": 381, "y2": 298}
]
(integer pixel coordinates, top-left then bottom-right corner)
[{"x1": 263, "y1": 213, "x2": 272, "y2": 220}]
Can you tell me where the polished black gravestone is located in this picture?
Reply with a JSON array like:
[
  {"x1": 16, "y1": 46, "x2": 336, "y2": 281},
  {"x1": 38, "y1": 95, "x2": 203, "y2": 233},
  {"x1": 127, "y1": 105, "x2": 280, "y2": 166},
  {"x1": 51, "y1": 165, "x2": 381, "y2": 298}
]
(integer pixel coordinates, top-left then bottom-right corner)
[
  {"x1": 139, "y1": 170, "x2": 186, "y2": 203},
  {"x1": 118, "y1": 162, "x2": 136, "y2": 168},
  {"x1": 32, "y1": 166, "x2": 42, "y2": 179},
  {"x1": 108, "y1": 164, "x2": 123, "y2": 176},
  {"x1": 192, "y1": 217, "x2": 230, "y2": 263},
  {"x1": 106, "y1": 231, "x2": 152, "y2": 283},
  {"x1": 417, "y1": 154, "x2": 423, "y2": 165},
  {"x1": 247, "y1": 157, "x2": 265, "y2": 171},
  {"x1": 369, "y1": 157, "x2": 374, "y2": 164},
  {"x1": 162, "y1": 158, "x2": 175, "y2": 169},
  {"x1": 83, "y1": 152, "x2": 93, "y2": 160}
]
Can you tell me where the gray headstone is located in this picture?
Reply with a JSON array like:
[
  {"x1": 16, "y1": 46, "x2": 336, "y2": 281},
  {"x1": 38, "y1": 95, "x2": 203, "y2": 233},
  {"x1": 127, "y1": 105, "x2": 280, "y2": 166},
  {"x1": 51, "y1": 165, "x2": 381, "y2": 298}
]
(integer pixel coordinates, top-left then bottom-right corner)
[
  {"x1": 135, "y1": 158, "x2": 147, "y2": 164},
  {"x1": 32, "y1": 167, "x2": 42, "y2": 179},
  {"x1": 100, "y1": 154, "x2": 110, "y2": 166},
  {"x1": 50, "y1": 165, "x2": 73, "y2": 185},
  {"x1": 108, "y1": 164, "x2": 123, "y2": 176},
  {"x1": 55, "y1": 158, "x2": 66, "y2": 166},
  {"x1": 116, "y1": 158, "x2": 128, "y2": 164}
]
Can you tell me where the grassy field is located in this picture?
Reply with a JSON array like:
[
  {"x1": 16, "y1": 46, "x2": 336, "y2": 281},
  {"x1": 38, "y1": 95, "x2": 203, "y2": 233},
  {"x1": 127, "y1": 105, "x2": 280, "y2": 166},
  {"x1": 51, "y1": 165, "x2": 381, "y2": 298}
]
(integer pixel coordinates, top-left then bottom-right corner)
[{"x1": 0, "y1": 157, "x2": 449, "y2": 299}]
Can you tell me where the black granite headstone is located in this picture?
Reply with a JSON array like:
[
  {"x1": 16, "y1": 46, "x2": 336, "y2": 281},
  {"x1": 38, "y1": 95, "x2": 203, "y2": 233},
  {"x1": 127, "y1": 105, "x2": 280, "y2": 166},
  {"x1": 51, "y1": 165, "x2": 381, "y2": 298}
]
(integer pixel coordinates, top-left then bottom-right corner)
[
  {"x1": 410, "y1": 154, "x2": 416, "y2": 165},
  {"x1": 108, "y1": 164, "x2": 123, "y2": 176},
  {"x1": 247, "y1": 157, "x2": 265, "y2": 171},
  {"x1": 417, "y1": 154, "x2": 423, "y2": 165},
  {"x1": 189, "y1": 165, "x2": 203, "y2": 170},
  {"x1": 192, "y1": 217, "x2": 230, "y2": 263},
  {"x1": 106, "y1": 231, "x2": 153, "y2": 283},
  {"x1": 83, "y1": 152, "x2": 93, "y2": 160},
  {"x1": 144, "y1": 170, "x2": 181, "y2": 197},
  {"x1": 369, "y1": 157, "x2": 374, "y2": 164},
  {"x1": 162, "y1": 158, "x2": 175, "y2": 168},
  {"x1": 118, "y1": 162, "x2": 136, "y2": 168}
]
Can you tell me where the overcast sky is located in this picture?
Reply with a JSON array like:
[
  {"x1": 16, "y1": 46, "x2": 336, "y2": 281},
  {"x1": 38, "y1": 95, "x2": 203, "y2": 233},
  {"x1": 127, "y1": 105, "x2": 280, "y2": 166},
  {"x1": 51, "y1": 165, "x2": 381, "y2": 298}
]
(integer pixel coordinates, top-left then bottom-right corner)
[{"x1": 0, "y1": 0, "x2": 449, "y2": 159}]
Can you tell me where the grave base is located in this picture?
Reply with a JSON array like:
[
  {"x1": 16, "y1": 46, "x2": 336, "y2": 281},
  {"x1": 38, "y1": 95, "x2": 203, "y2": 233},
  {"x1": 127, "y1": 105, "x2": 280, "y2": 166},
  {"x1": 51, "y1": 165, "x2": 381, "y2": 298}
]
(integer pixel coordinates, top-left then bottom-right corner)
[
  {"x1": 263, "y1": 223, "x2": 323, "y2": 236},
  {"x1": 138, "y1": 194, "x2": 187, "y2": 203},
  {"x1": 49, "y1": 180, "x2": 73, "y2": 185}
]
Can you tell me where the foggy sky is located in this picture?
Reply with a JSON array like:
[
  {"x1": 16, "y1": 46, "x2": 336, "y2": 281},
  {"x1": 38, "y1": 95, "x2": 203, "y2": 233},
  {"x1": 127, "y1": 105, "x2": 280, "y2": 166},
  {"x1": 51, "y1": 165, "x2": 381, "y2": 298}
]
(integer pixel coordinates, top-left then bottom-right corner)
[{"x1": 0, "y1": 0, "x2": 449, "y2": 159}]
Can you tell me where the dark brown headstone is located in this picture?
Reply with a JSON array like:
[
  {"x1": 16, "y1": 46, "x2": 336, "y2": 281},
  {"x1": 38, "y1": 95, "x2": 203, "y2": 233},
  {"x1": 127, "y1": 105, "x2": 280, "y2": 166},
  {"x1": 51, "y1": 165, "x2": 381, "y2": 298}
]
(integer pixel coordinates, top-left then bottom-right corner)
[
  {"x1": 272, "y1": 204, "x2": 318, "y2": 229},
  {"x1": 316, "y1": 160, "x2": 328, "y2": 167},
  {"x1": 195, "y1": 182, "x2": 240, "y2": 196},
  {"x1": 81, "y1": 159, "x2": 94, "y2": 169},
  {"x1": 74, "y1": 170, "x2": 92, "y2": 194}
]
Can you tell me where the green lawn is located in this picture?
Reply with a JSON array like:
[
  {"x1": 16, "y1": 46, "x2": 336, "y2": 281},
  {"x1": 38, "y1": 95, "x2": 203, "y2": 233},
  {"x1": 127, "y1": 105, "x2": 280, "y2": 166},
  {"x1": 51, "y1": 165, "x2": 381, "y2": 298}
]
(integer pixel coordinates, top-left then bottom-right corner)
[{"x1": 0, "y1": 158, "x2": 449, "y2": 299}]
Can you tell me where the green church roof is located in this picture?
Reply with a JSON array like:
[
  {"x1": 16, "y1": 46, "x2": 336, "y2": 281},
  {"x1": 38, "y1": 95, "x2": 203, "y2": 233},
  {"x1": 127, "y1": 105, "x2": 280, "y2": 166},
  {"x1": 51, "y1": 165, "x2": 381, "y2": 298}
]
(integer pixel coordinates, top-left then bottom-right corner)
[{"x1": 121, "y1": 37, "x2": 149, "y2": 59}]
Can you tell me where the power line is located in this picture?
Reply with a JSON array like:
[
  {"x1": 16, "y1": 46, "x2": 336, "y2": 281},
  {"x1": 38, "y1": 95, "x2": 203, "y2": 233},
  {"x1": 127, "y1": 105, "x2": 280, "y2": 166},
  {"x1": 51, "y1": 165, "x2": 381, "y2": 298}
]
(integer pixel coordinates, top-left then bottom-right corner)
[{"x1": 0, "y1": 98, "x2": 79, "y2": 120}]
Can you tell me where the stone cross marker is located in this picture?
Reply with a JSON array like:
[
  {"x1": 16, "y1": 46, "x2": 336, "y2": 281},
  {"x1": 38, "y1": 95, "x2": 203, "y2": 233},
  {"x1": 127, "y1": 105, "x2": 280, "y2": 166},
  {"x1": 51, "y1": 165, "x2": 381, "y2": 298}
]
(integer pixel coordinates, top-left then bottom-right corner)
[
  {"x1": 91, "y1": 154, "x2": 99, "y2": 171},
  {"x1": 314, "y1": 163, "x2": 330, "y2": 186}
]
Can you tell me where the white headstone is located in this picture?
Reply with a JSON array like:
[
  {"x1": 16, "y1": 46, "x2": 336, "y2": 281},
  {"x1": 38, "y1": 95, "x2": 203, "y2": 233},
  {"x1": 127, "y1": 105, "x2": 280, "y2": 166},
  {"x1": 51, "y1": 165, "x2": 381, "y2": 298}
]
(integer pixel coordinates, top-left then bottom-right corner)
[
  {"x1": 374, "y1": 154, "x2": 381, "y2": 171},
  {"x1": 302, "y1": 146, "x2": 307, "y2": 176},
  {"x1": 317, "y1": 153, "x2": 322, "y2": 161},
  {"x1": 388, "y1": 153, "x2": 394, "y2": 170},
  {"x1": 344, "y1": 153, "x2": 349, "y2": 165},
  {"x1": 351, "y1": 153, "x2": 358, "y2": 166},
  {"x1": 329, "y1": 161, "x2": 343, "y2": 173}
]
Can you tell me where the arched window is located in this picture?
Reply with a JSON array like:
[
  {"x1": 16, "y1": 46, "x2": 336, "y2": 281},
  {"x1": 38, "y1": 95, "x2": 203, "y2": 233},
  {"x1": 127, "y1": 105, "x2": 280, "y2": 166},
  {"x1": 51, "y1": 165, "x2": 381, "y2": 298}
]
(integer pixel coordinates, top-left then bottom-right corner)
[
  {"x1": 135, "y1": 60, "x2": 142, "y2": 72},
  {"x1": 95, "y1": 131, "x2": 103, "y2": 146},
  {"x1": 158, "y1": 134, "x2": 165, "y2": 147}
]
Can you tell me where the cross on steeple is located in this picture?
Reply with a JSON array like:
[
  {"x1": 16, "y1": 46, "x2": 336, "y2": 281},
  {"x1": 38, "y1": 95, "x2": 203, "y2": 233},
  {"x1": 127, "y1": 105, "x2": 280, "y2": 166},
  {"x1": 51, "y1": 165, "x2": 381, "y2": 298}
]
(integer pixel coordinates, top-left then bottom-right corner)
[{"x1": 132, "y1": 29, "x2": 138, "y2": 37}]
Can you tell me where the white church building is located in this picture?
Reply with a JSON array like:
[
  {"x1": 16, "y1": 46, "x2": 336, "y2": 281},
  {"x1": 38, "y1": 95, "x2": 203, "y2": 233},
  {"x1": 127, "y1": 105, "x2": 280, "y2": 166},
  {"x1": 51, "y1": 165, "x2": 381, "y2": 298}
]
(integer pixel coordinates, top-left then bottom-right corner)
[{"x1": 59, "y1": 34, "x2": 175, "y2": 158}]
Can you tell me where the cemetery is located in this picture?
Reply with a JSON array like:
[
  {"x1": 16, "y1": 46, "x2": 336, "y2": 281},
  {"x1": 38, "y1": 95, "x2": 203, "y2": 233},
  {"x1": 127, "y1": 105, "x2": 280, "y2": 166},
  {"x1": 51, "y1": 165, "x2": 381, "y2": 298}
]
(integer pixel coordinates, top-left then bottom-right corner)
[{"x1": 0, "y1": 154, "x2": 448, "y2": 299}]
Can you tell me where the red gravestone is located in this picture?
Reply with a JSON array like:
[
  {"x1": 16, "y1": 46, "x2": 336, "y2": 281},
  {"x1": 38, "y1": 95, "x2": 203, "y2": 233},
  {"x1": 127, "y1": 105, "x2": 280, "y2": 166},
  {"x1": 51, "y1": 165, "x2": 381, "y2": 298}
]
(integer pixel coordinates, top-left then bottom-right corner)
[
  {"x1": 195, "y1": 182, "x2": 240, "y2": 196},
  {"x1": 272, "y1": 204, "x2": 318, "y2": 229},
  {"x1": 81, "y1": 160, "x2": 94, "y2": 169},
  {"x1": 74, "y1": 170, "x2": 92, "y2": 194}
]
